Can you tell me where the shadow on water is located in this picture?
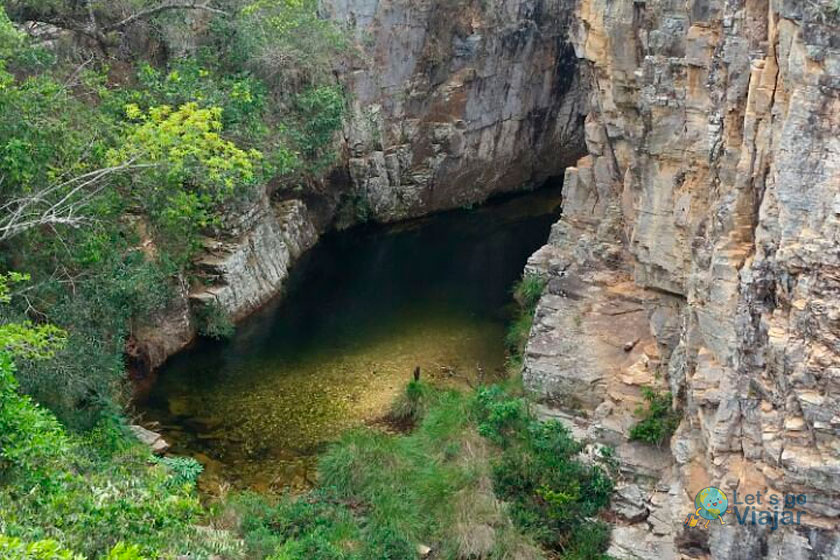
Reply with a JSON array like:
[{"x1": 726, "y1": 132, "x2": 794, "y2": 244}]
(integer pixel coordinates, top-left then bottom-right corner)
[{"x1": 138, "y1": 186, "x2": 563, "y2": 493}]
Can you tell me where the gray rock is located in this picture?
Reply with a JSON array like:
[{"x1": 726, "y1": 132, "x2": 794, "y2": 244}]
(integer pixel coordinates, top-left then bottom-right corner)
[{"x1": 130, "y1": 425, "x2": 169, "y2": 455}]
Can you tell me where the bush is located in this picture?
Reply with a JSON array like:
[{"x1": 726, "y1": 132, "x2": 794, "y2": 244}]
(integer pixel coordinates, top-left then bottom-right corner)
[
  {"x1": 0, "y1": 535, "x2": 83, "y2": 560},
  {"x1": 629, "y1": 387, "x2": 681, "y2": 447},
  {"x1": 0, "y1": 354, "x2": 205, "y2": 558},
  {"x1": 474, "y1": 385, "x2": 613, "y2": 556},
  {"x1": 289, "y1": 85, "x2": 345, "y2": 169},
  {"x1": 152, "y1": 456, "x2": 204, "y2": 487},
  {"x1": 193, "y1": 301, "x2": 236, "y2": 340}
]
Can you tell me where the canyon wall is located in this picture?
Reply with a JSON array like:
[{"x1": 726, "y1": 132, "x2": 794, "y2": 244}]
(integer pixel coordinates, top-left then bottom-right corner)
[
  {"x1": 323, "y1": 0, "x2": 585, "y2": 221},
  {"x1": 133, "y1": 0, "x2": 587, "y2": 370},
  {"x1": 524, "y1": 0, "x2": 840, "y2": 558}
]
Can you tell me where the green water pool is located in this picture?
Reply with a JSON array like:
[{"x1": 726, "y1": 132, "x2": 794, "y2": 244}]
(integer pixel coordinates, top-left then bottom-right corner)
[{"x1": 138, "y1": 187, "x2": 562, "y2": 492}]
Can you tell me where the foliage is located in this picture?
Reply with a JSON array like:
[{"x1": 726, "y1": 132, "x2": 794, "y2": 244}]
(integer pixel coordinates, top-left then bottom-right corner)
[
  {"x1": 0, "y1": 2, "x2": 350, "y2": 559},
  {"x1": 0, "y1": 535, "x2": 83, "y2": 560},
  {"x1": 193, "y1": 300, "x2": 236, "y2": 340},
  {"x1": 229, "y1": 389, "x2": 495, "y2": 559},
  {"x1": 3, "y1": 248, "x2": 175, "y2": 427},
  {"x1": 106, "y1": 101, "x2": 262, "y2": 257},
  {"x1": 224, "y1": 0, "x2": 347, "y2": 94},
  {"x1": 162, "y1": 456, "x2": 205, "y2": 489},
  {"x1": 0, "y1": 3, "x2": 264, "y2": 424},
  {"x1": 506, "y1": 274, "x2": 546, "y2": 369},
  {"x1": 474, "y1": 385, "x2": 613, "y2": 557},
  {"x1": 628, "y1": 386, "x2": 681, "y2": 447},
  {"x1": 474, "y1": 385, "x2": 530, "y2": 445},
  {"x1": 103, "y1": 543, "x2": 147, "y2": 560},
  {"x1": 0, "y1": 273, "x2": 67, "y2": 360},
  {"x1": 389, "y1": 379, "x2": 434, "y2": 425},
  {"x1": 0, "y1": 352, "x2": 206, "y2": 558},
  {"x1": 514, "y1": 273, "x2": 547, "y2": 313},
  {"x1": 117, "y1": 60, "x2": 299, "y2": 180},
  {"x1": 152, "y1": 456, "x2": 205, "y2": 487},
  {"x1": 228, "y1": 381, "x2": 614, "y2": 560},
  {"x1": 288, "y1": 85, "x2": 345, "y2": 167}
]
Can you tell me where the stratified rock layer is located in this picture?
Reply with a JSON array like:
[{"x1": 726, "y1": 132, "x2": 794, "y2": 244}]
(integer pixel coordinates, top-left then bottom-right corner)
[
  {"x1": 524, "y1": 1, "x2": 840, "y2": 558},
  {"x1": 323, "y1": 0, "x2": 585, "y2": 221}
]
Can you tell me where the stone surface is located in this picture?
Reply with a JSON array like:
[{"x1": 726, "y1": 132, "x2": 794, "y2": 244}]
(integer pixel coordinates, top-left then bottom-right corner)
[
  {"x1": 522, "y1": 1, "x2": 840, "y2": 558},
  {"x1": 130, "y1": 424, "x2": 169, "y2": 455},
  {"x1": 322, "y1": 0, "x2": 586, "y2": 221},
  {"x1": 191, "y1": 197, "x2": 318, "y2": 321},
  {"x1": 130, "y1": 192, "x2": 318, "y2": 374}
]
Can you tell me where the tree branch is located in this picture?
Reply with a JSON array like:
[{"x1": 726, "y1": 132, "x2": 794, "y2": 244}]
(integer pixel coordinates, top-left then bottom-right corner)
[
  {"x1": 103, "y1": 2, "x2": 229, "y2": 33},
  {"x1": 0, "y1": 161, "x2": 158, "y2": 243}
]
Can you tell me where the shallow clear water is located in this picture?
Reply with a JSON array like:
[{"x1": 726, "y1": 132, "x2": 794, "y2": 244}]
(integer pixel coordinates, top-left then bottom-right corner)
[{"x1": 138, "y1": 187, "x2": 562, "y2": 492}]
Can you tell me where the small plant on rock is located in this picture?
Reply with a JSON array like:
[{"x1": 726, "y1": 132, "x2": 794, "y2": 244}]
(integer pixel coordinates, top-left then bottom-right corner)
[
  {"x1": 505, "y1": 273, "x2": 546, "y2": 370},
  {"x1": 193, "y1": 301, "x2": 235, "y2": 340},
  {"x1": 629, "y1": 386, "x2": 681, "y2": 447}
]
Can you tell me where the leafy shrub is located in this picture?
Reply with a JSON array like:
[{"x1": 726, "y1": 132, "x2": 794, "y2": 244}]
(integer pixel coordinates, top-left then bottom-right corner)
[
  {"x1": 0, "y1": 354, "x2": 204, "y2": 558},
  {"x1": 7, "y1": 251, "x2": 174, "y2": 428},
  {"x1": 152, "y1": 456, "x2": 204, "y2": 487},
  {"x1": 225, "y1": 0, "x2": 347, "y2": 95},
  {"x1": 474, "y1": 385, "x2": 529, "y2": 445},
  {"x1": 289, "y1": 85, "x2": 345, "y2": 167},
  {"x1": 628, "y1": 386, "x2": 681, "y2": 447},
  {"x1": 0, "y1": 535, "x2": 83, "y2": 560},
  {"x1": 103, "y1": 543, "x2": 147, "y2": 560},
  {"x1": 474, "y1": 385, "x2": 613, "y2": 556},
  {"x1": 193, "y1": 301, "x2": 236, "y2": 340}
]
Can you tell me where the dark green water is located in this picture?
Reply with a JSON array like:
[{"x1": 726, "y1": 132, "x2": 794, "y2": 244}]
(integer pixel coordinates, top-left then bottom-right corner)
[{"x1": 139, "y1": 187, "x2": 562, "y2": 493}]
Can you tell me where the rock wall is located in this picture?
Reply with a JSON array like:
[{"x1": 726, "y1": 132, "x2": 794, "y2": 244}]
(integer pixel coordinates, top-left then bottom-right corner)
[
  {"x1": 524, "y1": 0, "x2": 840, "y2": 558},
  {"x1": 130, "y1": 193, "x2": 317, "y2": 372},
  {"x1": 190, "y1": 198, "x2": 318, "y2": 322},
  {"x1": 323, "y1": 0, "x2": 586, "y2": 221}
]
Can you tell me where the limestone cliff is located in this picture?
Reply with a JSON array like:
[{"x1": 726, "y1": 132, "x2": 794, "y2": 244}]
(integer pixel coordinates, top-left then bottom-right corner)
[
  {"x1": 524, "y1": 0, "x2": 840, "y2": 558},
  {"x1": 322, "y1": 0, "x2": 585, "y2": 221},
  {"x1": 132, "y1": 1, "x2": 840, "y2": 556},
  {"x1": 133, "y1": 0, "x2": 587, "y2": 370}
]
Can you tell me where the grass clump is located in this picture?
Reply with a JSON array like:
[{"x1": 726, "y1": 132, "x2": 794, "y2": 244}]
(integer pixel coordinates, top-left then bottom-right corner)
[
  {"x1": 628, "y1": 387, "x2": 681, "y2": 447},
  {"x1": 389, "y1": 379, "x2": 435, "y2": 425},
  {"x1": 229, "y1": 380, "x2": 614, "y2": 560},
  {"x1": 506, "y1": 274, "x2": 547, "y2": 369}
]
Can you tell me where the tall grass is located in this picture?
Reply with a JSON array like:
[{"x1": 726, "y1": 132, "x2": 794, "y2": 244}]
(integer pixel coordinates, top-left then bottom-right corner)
[{"x1": 228, "y1": 379, "x2": 614, "y2": 560}]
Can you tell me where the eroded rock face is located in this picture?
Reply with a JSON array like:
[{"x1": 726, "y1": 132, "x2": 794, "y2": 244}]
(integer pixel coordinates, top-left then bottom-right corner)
[
  {"x1": 524, "y1": 1, "x2": 840, "y2": 558},
  {"x1": 323, "y1": 0, "x2": 586, "y2": 221},
  {"x1": 190, "y1": 197, "x2": 318, "y2": 322},
  {"x1": 128, "y1": 192, "x2": 318, "y2": 374}
]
